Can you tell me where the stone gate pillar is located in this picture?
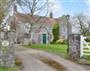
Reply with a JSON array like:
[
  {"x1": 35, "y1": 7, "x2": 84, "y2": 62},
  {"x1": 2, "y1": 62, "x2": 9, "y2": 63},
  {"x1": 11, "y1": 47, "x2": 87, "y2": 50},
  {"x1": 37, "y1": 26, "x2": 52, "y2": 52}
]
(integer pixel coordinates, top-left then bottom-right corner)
[
  {"x1": 0, "y1": 31, "x2": 15, "y2": 67},
  {"x1": 69, "y1": 34, "x2": 80, "y2": 60}
]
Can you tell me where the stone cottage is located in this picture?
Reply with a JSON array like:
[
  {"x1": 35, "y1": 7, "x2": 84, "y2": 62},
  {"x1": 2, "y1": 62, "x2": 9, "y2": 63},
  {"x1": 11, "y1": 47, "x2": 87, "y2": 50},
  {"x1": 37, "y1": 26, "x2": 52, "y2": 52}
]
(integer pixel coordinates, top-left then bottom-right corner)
[
  {"x1": 11, "y1": 5, "x2": 72, "y2": 44},
  {"x1": 11, "y1": 13, "x2": 72, "y2": 44},
  {"x1": 11, "y1": 13, "x2": 57, "y2": 44}
]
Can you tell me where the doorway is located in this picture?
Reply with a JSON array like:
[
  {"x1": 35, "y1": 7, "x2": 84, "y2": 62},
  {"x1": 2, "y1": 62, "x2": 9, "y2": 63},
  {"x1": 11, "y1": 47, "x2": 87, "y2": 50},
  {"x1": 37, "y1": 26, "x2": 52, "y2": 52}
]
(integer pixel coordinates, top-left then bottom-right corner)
[{"x1": 42, "y1": 34, "x2": 47, "y2": 44}]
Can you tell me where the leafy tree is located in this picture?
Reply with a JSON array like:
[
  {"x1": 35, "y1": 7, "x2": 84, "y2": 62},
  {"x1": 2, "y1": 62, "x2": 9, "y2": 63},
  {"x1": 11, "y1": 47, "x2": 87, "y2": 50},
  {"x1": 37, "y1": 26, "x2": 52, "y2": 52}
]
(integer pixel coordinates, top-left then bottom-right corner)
[{"x1": 52, "y1": 23, "x2": 59, "y2": 43}]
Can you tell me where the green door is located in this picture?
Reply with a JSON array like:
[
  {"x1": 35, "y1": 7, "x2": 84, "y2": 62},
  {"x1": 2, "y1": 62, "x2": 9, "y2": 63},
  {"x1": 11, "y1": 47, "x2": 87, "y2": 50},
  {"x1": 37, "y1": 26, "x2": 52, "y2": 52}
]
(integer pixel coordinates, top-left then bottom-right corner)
[{"x1": 42, "y1": 34, "x2": 47, "y2": 44}]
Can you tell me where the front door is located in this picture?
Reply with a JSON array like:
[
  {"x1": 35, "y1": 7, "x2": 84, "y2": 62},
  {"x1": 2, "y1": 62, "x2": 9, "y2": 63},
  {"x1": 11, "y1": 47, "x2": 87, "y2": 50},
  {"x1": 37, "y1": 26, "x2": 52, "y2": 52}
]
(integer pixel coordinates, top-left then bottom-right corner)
[{"x1": 42, "y1": 34, "x2": 47, "y2": 44}]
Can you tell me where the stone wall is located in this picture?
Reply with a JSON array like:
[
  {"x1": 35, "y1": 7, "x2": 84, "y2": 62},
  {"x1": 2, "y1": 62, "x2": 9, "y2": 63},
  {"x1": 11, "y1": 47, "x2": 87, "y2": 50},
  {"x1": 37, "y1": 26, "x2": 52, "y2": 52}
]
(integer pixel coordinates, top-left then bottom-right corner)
[
  {"x1": 69, "y1": 34, "x2": 80, "y2": 60},
  {"x1": 0, "y1": 31, "x2": 15, "y2": 67}
]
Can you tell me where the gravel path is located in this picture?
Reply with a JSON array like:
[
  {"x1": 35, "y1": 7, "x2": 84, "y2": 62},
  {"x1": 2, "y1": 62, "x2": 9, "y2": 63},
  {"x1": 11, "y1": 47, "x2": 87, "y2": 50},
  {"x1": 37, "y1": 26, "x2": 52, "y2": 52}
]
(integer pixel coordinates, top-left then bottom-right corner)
[{"x1": 15, "y1": 45, "x2": 89, "y2": 71}]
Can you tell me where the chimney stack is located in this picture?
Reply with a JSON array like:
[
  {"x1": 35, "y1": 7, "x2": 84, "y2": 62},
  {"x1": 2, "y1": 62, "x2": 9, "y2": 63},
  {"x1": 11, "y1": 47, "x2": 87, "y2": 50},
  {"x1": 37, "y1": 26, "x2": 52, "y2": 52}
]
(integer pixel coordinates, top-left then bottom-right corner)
[{"x1": 50, "y1": 12, "x2": 53, "y2": 18}]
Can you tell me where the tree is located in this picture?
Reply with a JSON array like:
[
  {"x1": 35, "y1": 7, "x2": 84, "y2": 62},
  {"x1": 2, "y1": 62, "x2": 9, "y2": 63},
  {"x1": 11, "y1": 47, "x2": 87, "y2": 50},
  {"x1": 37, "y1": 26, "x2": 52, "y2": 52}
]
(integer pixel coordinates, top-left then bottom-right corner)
[
  {"x1": 17, "y1": 0, "x2": 49, "y2": 43},
  {"x1": 71, "y1": 14, "x2": 90, "y2": 36},
  {"x1": 52, "y1": 23, "x2": 59, "y2": 43}
]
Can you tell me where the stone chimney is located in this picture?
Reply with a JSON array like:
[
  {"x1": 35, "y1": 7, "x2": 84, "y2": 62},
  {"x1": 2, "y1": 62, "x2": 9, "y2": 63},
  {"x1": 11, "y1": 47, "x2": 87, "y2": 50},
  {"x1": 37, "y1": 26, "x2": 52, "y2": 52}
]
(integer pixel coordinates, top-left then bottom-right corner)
[{"x1": 50, "y1": 12, "x2": 53, "y2": 18}]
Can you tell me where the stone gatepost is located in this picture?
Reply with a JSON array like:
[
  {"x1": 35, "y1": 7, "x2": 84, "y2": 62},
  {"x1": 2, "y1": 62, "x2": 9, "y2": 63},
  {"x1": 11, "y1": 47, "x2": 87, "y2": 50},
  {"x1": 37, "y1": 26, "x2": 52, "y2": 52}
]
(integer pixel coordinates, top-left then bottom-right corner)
[
  {"x1": 69, "y1": 34, "x2": 80, "y2": 60},
  {"x1": 0, "y1": 31, "x2": 15, "y2": 67}
]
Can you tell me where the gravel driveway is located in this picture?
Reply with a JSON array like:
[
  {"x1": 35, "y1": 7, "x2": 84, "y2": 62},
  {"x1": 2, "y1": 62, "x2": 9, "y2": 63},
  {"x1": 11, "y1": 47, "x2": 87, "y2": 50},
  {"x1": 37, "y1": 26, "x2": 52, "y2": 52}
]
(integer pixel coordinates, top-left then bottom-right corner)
[{"x1": 15, "y1": 45, "x2": 89, "y2": 71}]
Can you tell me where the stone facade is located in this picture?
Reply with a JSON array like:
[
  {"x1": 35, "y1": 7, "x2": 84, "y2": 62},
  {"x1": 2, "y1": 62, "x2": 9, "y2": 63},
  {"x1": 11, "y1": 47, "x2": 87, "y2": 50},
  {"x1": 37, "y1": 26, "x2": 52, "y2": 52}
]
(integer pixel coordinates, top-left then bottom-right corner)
[
  {"x1": 12, "y1": 13, "x2": 56, "y2": 44},
  {"x1": 69, "y1": 34, "x2": 80, "y2": 60},
  {"x1": 0, "y1": 31, "x2": 15, "y2": 67}
]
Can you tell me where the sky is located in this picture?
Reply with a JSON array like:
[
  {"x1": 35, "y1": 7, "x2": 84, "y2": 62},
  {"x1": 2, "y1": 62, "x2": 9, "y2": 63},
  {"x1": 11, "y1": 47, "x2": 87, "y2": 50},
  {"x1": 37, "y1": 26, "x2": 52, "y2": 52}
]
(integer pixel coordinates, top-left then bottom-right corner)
[
  {"x1": 49, "y1": 0, "x2": 90, "y2": 18},
  {"x1": 17, "y1": 0, "x2": 90, "y2": 18}
]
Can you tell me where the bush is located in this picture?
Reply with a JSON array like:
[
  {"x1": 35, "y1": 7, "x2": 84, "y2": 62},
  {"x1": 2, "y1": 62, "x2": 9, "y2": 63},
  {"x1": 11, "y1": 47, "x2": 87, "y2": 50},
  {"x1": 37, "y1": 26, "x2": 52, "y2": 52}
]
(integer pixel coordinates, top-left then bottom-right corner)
[
  {"x1": 50, "y1": 38, "x2": 67, "y2": 44},
  {"x1": 52, "y1": 23, "x2": 59, "y2": 42},
  {"x1": 56, "y1": 39, "x2": 64, "y2": 44},
  {"x1": 50, "y1": 41, "x2": 55, "y2": 44},
  {"x1": 56, "y1": 39, "x2": 67, "y2": 44}
]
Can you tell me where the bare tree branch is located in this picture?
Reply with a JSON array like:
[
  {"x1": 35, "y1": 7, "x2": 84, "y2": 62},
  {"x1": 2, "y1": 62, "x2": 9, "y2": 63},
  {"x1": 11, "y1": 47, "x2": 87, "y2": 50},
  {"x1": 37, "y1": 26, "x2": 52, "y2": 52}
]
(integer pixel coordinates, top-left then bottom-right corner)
[
  {"x1": 16, "y1": 0, "x2": 49, "y2": 43},
  {"x1": 71, "y1": 14, "x2": 90, "y2": 35}
]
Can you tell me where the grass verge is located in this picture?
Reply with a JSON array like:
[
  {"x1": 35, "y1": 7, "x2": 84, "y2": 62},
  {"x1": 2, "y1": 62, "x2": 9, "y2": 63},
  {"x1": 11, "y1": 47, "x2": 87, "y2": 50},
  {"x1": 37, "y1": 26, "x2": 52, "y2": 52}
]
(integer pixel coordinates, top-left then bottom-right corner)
[
  {"x1": 0, "y1": 66, "x2": 19, "y2": 71},
  {"x1": 25, "y1": 44, "x2": 68, "y2": 58},
  {"x1": 25, "y1": 44, "x2": 90, "y2": 64}
]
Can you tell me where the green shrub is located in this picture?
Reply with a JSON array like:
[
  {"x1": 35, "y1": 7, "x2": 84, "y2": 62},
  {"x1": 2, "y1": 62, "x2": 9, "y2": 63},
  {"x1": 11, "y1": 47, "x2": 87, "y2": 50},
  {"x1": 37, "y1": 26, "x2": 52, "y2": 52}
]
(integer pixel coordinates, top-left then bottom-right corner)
[
  {"x1": 50, "y1": 41, "x2": 55, "y2": 44},
  {"x1": 52, "y1": 23, "x2": 59, "y2": 42},
  {"x1": 56, "y1": 39, "x2": 64, "y2": 44},
  {"x1": 56, "y1": 39, "x2": 67, "y2": 44}
]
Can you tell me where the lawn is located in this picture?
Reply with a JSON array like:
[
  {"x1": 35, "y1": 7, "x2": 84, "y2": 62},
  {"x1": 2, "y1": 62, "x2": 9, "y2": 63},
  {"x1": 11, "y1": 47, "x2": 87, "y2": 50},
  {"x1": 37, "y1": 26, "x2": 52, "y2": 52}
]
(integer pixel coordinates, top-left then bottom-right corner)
[
  {"x1": 0, "y1": 66, "x2": 19, "y2": 71},
  {"x1": 25, "y1": 44, "x2": 90, "y2": 60},
  {"x1": 25, "y1": 44, "x2": 68, "y2": 57}
]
